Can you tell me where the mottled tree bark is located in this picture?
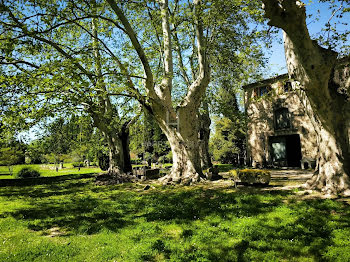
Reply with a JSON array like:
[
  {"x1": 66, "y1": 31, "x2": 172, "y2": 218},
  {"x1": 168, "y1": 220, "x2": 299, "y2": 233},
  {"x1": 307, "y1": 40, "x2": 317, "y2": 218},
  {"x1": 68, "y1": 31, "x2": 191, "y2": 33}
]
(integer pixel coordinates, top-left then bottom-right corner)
[
  {"x1": 108, "y1": 0, "x2": 210, "y2": 184},
  {"x1": 155, "y1": 104, "x2": 205, "y2": 185}
]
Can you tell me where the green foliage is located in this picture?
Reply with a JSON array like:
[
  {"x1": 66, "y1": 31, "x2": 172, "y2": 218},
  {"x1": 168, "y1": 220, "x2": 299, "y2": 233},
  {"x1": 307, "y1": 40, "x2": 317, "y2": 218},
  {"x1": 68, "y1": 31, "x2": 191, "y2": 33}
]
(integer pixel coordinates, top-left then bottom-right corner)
[
  {"x1": 72, "y1": 162, "x2": 84, "y2": 168},
  {"x1": 25, "y1": 140, "x2": 45, "y2": 164},
  {"x1": 230, "y1": 169, "x2": 271, "y2": 184},
  {"x1": 210, "y1": 117, "x2": 246, "y2": 165},
  {"x1": 16, "y1": 167, "x2": 41, "y2": 178},
  {"x1": 97, "y1": 152, "x2": 109, "y2": 171},
  {"x1": 313, "y1": 0, "x2": 350, "y2": 54},
  {"x1": 1, "y1": 177, "x2": 350, "y2": 261},
  {"x1": 0, "y1": 147, "x2": 22, "y2": 166},
  {"x1": 130, "y1": 111, "x2": 170, "y2": 162}
]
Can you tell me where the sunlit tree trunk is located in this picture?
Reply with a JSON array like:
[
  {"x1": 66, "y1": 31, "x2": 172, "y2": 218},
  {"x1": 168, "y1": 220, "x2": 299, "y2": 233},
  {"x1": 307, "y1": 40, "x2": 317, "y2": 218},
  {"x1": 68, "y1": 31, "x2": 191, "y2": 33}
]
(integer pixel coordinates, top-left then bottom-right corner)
[
  {"x1": 107, "y1": 0, "x2": 210, "y2": 184},
  {"x1": 155, "y1": 104, "x2": 205, "y2": 185}
]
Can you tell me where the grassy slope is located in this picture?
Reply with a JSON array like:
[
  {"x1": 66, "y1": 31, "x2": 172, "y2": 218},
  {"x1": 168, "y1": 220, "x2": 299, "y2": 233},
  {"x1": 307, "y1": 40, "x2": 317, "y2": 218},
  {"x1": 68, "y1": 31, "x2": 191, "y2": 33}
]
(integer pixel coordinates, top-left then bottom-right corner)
[{"x1": 0, "y1": 175, "x2": 349, "y2": 261}]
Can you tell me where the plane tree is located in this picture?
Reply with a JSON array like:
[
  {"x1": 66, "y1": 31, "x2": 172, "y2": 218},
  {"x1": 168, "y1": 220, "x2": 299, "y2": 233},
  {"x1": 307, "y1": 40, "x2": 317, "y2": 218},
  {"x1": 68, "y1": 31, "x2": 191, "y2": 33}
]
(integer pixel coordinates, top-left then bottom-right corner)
[
  {"x1": 1, "y1": 0, "x2": 266, "y2": 184},
  {"x1": 0, "y1": 0, "x2": 139, "y2": 174},
  {"x1": 262, "y1": 0, "x2": 350, "y2": 195},
  {"x1": 103, "y1": 0, "x2": 266, "y2": 184}
]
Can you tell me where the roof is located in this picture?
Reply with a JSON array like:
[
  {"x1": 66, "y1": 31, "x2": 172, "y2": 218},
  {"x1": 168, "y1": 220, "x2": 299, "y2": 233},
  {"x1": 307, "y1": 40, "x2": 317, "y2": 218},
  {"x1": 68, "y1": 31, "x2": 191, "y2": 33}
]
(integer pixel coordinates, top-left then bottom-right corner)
[{"x1": 242, "y1": 74, "x2": 289, "y2": 90}]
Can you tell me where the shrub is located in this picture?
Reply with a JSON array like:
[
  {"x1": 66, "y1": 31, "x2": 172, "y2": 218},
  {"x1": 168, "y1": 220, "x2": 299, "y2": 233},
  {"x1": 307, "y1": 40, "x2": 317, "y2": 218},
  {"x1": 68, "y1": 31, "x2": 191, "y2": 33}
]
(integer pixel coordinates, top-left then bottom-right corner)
[
  {"x1": 72, "y1": 162, "x2": 84, "y2": 168},
  {"x1": 16, "y1": 167, "x2": 41, "y2": 178},
  {"x1": 229, "y1": 169, "x2": 270, "y2": 185},
  {"x1": 131, "y1": 159, "x2": 142, "y2": 165}
]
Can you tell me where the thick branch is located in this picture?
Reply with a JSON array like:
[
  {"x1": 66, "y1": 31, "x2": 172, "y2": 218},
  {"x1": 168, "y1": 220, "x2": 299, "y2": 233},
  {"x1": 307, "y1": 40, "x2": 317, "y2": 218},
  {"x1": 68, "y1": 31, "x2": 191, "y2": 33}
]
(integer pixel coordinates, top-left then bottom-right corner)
[
  {"x1": 0, "y1": 58, "x2": 39, "y2": 69},
  {"x1": 160, "y1": 0, "x2": 173, "y2": 91},
  {"x1": 106, "y1": 0, "x2": 154, "y2": 96},
  {"x1": 181, "y1": 0, "x2": 210, "y2": 108},
  {"x1": 173, "y1": 29, "x2": 190, "y2": 86},
  {"x1": 262, "y1": 0, "x2": 338, "y2": 85},
  {"x1": 3, "y1": 5, "x2": 94, "y2": 82}
]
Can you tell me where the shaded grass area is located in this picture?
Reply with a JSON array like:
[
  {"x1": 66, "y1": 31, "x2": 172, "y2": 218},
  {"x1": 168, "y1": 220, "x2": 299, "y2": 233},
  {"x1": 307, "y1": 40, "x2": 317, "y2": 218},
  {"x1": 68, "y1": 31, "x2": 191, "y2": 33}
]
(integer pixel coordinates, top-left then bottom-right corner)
[
  {"x1": 0, "y1": 176, "x2": 350, "y2": 261},
  {"x1": 0, "y1": 164, "x2": 102, "y2": 179}
]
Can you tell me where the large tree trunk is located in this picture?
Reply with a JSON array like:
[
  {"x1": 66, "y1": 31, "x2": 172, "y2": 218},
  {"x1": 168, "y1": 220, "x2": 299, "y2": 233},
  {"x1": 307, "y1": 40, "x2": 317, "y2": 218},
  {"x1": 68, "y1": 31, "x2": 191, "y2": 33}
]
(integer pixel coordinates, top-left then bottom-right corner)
[
  {"x1": 283, "y1": 33, "x2": 350, "y2": 196},
  {"x1": 157, "y1": 106, "x2": 205, "y2": 185},
  {"x1": 106, "y1": 132, "x2": 125, "y2": 174},
  {"x1": 307, "y1": 123, "x2": 350, "y2": 195},
  {"x1": 262, "y1": 0, "x2": 350, "y2": 195},
  {"x1": 91, "y1": 112, "x2": 132, "y2": 175},
  {"x1": 108, "y1": 0, "x2": 210, "y2": 184}
]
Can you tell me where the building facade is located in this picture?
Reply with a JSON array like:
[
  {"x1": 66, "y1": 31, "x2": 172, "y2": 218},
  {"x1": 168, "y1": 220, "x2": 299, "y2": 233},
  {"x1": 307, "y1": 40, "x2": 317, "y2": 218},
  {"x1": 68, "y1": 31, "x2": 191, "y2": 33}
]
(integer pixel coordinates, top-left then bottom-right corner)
[{"x1": 244, "y1": 74, "x2": 318, "y2": 169}]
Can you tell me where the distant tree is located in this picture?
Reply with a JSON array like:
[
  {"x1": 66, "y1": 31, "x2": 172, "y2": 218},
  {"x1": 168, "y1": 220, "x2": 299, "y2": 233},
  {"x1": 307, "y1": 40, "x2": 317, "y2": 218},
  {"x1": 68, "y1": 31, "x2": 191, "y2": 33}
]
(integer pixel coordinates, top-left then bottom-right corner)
[
  {"x1": 26, "y1": 140, "x2": 45, "y2": 164},
  {"x1": 0, "y1": 147, "x2": 22, "y2": 175},
  {"x1": 211, "y1": 118, "x2": 242, "y2": 164},
  {"x1": 210, "y1": 88, "x2": 246, "y2": 165}
]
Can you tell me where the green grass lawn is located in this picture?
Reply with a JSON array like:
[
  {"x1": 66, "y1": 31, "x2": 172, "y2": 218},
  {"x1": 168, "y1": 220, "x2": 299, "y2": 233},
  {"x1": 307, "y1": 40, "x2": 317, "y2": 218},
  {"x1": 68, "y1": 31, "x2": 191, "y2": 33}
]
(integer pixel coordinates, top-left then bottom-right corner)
[
  {"x1": 0, "y1": 164, "x2": 102, "y2": 179},
  {"x1": 0, "y1": 174, "x2": 350, "y2": 262}
]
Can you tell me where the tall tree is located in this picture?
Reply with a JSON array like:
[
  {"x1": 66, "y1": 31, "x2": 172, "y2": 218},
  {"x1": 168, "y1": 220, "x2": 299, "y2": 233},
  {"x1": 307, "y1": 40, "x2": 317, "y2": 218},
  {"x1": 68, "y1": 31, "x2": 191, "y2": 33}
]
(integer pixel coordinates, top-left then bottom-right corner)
[
  {"x1": 1, "y1": 0, "x2": 265, "y2": 184},
  {"x1": 0, "y1": 0, "x2": 139, "y2": 174},
  {"x1": 105, "y1": 0, "x2": 265, "y2": 184},
  {"x1": 262, "y1": 0, "x2": 350, "y2": 195}
]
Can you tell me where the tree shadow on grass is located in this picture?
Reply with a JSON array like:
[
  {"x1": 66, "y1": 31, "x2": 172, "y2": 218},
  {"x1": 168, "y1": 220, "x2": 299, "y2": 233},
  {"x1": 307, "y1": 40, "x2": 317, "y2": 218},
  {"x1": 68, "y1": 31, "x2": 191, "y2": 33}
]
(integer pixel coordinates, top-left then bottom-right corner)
[
  {"x1": 138, "y1": 188, "x2": 288, "y2": 222},
  {"x1": 0, "y1": 173, "x2": 96, "y2": 187},
  {"x1": 1, "y1": 177, "x2": 350, "y2": 260},
  {"x1": 7, "y1": 195, "x2": 132, "y2": 235}
]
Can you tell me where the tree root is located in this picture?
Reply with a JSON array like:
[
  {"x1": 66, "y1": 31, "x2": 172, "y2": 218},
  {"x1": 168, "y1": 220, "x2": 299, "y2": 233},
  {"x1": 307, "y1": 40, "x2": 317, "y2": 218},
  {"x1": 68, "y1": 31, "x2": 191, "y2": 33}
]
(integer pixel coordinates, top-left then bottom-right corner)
[
  {"x1": 159, "y1": 171, "x2": 205, "y2": 186},
  {"x1": 305, "y1": 172, "x2": 350, "y2": 197},
  {"x1": 95, "y1": 169, "x2": 137, "y2": 186}
]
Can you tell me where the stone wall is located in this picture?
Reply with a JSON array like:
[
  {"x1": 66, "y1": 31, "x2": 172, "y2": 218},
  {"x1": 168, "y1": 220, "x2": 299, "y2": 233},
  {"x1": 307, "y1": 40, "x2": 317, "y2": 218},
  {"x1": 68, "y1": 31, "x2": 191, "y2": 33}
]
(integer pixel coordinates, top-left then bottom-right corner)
[{"x1": 244, "y1": 77, "x2": 318, "y2": 168}]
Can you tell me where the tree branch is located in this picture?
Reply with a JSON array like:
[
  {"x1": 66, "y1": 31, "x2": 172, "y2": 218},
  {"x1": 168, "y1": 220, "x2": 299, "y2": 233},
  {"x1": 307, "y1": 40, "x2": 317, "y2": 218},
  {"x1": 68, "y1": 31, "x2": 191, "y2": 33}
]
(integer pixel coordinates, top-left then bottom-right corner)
[
  {"x1": 181, "y1": 0, "x2": 210, "y2": 108},
  {"x1": 106, "y1": 0, "x2": 155, "y2": 96},
  {"x1": 0, "y1": 58, "x2": 39, "y2": 69},
  {"x1": 2, "y1": 5, "x2": 94, "y2": 82},
  {"x1": 157, "y1": 0, "x2": 173, "y2": 103}
]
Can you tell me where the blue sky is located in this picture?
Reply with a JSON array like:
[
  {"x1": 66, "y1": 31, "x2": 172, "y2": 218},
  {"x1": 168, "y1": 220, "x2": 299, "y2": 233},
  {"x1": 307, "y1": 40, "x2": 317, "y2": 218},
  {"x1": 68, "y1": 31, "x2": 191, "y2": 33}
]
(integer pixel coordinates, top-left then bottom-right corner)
[{"x1": 266, "y1": 0, "x2": 350, "y2": 77}]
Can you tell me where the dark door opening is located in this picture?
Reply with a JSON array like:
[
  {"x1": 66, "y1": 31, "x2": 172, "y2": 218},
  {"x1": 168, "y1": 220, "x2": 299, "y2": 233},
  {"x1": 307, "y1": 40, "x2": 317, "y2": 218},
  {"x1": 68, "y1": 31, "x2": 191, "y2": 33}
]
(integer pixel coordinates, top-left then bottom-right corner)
[{"x1": 270, "y1": 134, "x2": 302, "y2": 167}]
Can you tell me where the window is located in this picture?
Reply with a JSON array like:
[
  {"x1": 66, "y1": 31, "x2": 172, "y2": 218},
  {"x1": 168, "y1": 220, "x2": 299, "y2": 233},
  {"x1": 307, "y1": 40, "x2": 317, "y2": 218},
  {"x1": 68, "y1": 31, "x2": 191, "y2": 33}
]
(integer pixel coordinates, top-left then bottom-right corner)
[
  {"x1": 253, "y1": 85, "x2": 271, "y2": 98},
  {"x1": 274, "y1": 108, "x2": 291, "y2": 130},
  {"x1": 284, "y1": 81, "x2": 292, "y2": 92},
  {"x1": 259, "y1": 85, "x2": 271, "y2": 96}
]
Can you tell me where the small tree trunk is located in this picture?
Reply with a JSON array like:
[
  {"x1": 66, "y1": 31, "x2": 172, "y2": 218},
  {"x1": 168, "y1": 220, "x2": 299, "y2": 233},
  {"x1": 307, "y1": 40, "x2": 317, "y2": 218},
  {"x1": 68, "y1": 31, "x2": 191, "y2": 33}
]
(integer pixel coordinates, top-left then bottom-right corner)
[
  {"x1": 120, "y1": 126, "x2": 132, "y2": 173},
  {"x1": 199, "y1": 104, "x2": 212, "y2": 169},
  {"x1": 106, "y1": 132, "x2": 124, "y2": 175}
]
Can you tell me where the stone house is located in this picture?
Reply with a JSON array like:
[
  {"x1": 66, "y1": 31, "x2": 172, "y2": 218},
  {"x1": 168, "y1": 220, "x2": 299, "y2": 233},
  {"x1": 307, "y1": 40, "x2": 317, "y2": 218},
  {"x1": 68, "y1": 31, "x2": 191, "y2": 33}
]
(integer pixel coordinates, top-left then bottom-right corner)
[{"x1": 243, "y1": 74, "x2": 318, "y2": 169}]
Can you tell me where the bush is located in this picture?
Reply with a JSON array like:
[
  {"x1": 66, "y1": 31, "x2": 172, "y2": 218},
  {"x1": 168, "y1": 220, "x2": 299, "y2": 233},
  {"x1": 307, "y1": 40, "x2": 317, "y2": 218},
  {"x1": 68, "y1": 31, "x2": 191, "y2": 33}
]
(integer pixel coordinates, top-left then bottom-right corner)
[
  {"x1": 131, "y1": 159, "x2": 142, "y2": 165},
  {"x1": 16, "y1": 167, "x2": 41, "y2": 178},
  {"x1": 229, "y1": 169, "x2": 270, "y2": 185},
  {"x1": 72, "y1": 162, "x2": 84, "y2": 167}
]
